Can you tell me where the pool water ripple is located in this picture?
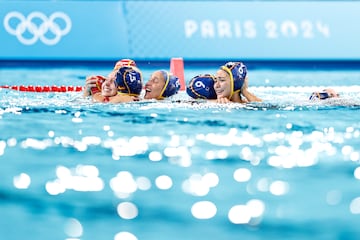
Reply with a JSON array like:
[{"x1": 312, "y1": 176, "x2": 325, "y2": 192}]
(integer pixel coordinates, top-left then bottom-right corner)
[{"x1": 1, "y1": 69, "x2": 360, "y2": 240}]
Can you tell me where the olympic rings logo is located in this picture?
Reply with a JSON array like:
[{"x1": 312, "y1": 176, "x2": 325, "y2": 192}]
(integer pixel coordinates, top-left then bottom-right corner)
[{"x1": 3, "y1": 11, "x2": 71, "y2": 45}]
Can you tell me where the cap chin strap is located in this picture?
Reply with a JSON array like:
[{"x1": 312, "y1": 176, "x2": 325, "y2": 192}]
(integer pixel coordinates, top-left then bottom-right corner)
[
  {"x1": 158, "y1": 71, "x2": 170, "y2": 99},
  {"x1": 117, "y1": 68, "x2": 143, "y2": 96},
  {"x1": 190, "y1": 86, "x2": 206, "y2": 99},
  {"x1": 189, "y1": 84, "x2": 206, "y2": 99},
  {"x1": 220, "y1": 66, "x2": 235, "y2": 99},
  {"x1": 123, "y1": 70, "x2": 131, "y2": 94}
]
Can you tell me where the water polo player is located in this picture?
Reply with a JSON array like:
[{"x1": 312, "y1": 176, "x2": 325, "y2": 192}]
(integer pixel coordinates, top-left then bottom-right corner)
[
  {"x1": 309, "y1": 88, "x2": 340, "y2": 101},
  {"x1": 84, "y1": 58, "x2": 138, "y2": 97},
  {"x1": 144, "y1": 70, "x2": 181, "y2": 100},
  {"x1": 187, "y1": 61, "x2": 262, "y2": 103},
  {"x1": 214, "y1": 61, "x2": 261, "y2": 103},
  {"x1": 99, "y1": 65, "x2": 143, "y2": 103},
  {"x1": 84, "y1": 62, "x2": 143, "y2": 103}
]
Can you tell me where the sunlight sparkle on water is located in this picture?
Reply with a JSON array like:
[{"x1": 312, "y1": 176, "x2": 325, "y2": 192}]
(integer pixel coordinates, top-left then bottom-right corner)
[
  {"x1": 21, "y1": 138, "x2": 52, "y2": 150},
  {"x1": 233, "y1": 168, "x2": 252, "y2": 182},
  {"x1": 288, "y1": 131, "x2": 304, "y2": 147},
  {"x1": 107, "y1": 136, "x2": 149, "y2": 158},
  {"x1": 110, "y1": 171, "x2": 138, "y2": 197},
  {"x1": 64, "y1": 218, "x2": 83, "y2": 239},
  {"x1": 114, "y1": 232, "x2": 138, "y2": 240},
  {"x1": 46, "y1": 180, "x2": 66, "y2": 195},
  {"x1": 354, "y1": 167, "x2": 360, "y2": 180},
  {"x1": 117, "y1": 202, "x2": 138, "y2": 219},
  {"x1": 165, "y1": 146, "x2": 192, "y2": 167},
  {"x1": 269, "y1": 180, "x2": 289, "y2": 196},
  {"x1": 246, "y1": 199, "x2": 266, "y2": 218},
  {"x1": 7, "y1": 138, "x2": 17, "y2": 147},
  {"x1": 350, "y1": 197, "x2": 360, "y2": 214},
  {"x1": 13, "y1": 173, "x2": 31, "y2": 189},
  {"x1": 182, "y1": 173, "x2": 219, "y2": 196},
  {"x1": 149, "y1": 151, "x2": 162, "y2": 161},
  {"x1": 350, "y1": 151, "x2": 360, "y2": 161},
  {"x1": 45, "y1": 165, "x2": 104, "y2": 195},
  {"x1": 169, "y1": 135, "x2": 180, "y2": 147},
  {"x1": 202, "y1": 172, "x2": 219, "y2": 187},
  {"x1": 263, "y1": 132, "x2": 285, "y2": 142},
  {"x1": 136, "y1": 176, "x2": 151, "y2": 190},
  {"x1": 239, "y1": 146, "x2": 256, "y2": 162},
  {"x1": 205, "y1": 150, "x2": 228, "y2": 160},
  {"x1": 71, "y1": 111, "x2": 83, "y2": 123},
  {"x1": 73, "y1": 140, "x2": 87, "y2": 151},
  {"x1": 0, "y1": 140, "x2": 5, "y2": 155},
  {"x1": 257, "y1": 178, "x2": 270, "y2": 192},
  {"x1": 228, "y1": 205, "x2": 252, "y2": 224},
  {"x1": 82, "y1": 136, "x2": 102, "y2": 146},
  {"x1": 155, "y1": 175, "x2": 173, "y2": 190},
  {"x1": 268, "y1": 142, "x2": 319, "y2": 168},
  {"x1": 191, "y1": 201, "x2": 217, "y2": 219},
  {"x1": 342, "y1": 145, "x2": 358, "y2": 161},
  {"x1": 228, "y1": 199, "x2": 265, "y2": 225},
  {"x1": 202, "y1": 130, "x2": 262, "y2": 147}
]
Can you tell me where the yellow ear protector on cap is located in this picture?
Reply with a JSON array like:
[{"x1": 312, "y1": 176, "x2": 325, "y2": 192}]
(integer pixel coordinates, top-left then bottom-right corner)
[
  {"x1": 220, "y1": 62, "x2": 247, "y2": 99},
  {"x1": 158, "y1": 70, "x2": 180, "y2": 99}
]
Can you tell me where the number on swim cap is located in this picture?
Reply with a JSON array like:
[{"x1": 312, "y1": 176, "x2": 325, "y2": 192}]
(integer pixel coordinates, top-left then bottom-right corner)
[
  {"x1": 128, "y1": 73, "x2": 137, "y2": 83},
  {"x1": 238, "y1": 66, "x2": 245, "y2": 75},
  {"x1": 195, "y1": 80, "x2": 206, "y2": 88}
]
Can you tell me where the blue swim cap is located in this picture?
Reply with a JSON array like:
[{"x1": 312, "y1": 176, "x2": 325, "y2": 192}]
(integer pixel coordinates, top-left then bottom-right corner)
[
  {"x1": 115, "y1": 66, "x2": 143, "y2": 96},
  {"x1": 309, "y1": 91, "x2": 330, "y2": 101},
  {"x1": 220, "y1": 62, "x2": 247, "y2": 98},
  {"x1": 186, "y1": 74, "x2": 217, "y2": 99},
  {"x1": 159, "y1": 70, "x2": 180, "y2": 98}
]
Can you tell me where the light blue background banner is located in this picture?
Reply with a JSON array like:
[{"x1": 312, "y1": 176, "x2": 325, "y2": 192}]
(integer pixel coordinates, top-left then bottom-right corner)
[
  {"x1": 1, "y1": 1, "x2": 359, "y2": 61},
  {"x1": 0, "y1": 1, "x2": 129, "y2": 60}
]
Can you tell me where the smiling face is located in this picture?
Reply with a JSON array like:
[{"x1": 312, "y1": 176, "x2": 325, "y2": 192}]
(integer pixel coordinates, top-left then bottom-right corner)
[
  {"x1": 144, "y1": 71, "x2": 166, "y2": 99},
  {"x1": 214, "y1": 69, "x2": 232, "y2": 99},
  {"x1": 101, "y1": 77, "x2": 118, "y2": 97}
]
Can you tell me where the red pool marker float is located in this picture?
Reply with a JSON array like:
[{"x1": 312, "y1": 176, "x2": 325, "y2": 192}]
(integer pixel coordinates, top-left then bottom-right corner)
[
  {"x1": 0, "y1": 85, "x2": 84, "y2": 92},
  {"x1": 170, "y1": 57, "x2": 185, "y2": 91}
]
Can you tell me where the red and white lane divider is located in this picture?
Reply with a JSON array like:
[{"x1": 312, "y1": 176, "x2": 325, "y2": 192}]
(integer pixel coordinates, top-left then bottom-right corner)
[
  {"x1": 1, "y1": 57, "x2": 186, "y2": 93},
  {"x1": 0, "y1": 85, "x2": 84, "y2": 92}
]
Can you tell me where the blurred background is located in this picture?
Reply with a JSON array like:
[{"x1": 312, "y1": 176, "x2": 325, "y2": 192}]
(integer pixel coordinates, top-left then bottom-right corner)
[{"x1": 1, "y1": 0, "x2": 360, "y2": 68}]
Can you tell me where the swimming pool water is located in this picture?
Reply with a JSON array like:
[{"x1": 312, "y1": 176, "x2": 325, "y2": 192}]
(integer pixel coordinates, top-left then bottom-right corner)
[{"x1": 1, "y1": 63, "x2": 360, "y2": 240}]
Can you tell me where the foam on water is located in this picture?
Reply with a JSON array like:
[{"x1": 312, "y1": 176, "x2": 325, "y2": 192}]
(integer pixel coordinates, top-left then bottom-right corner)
[{"x1": 1, "y1": 85, "x2": 360, "y2": 109}]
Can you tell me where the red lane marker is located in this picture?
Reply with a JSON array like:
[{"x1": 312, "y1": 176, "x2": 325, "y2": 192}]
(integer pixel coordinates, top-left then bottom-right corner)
[
  {"x1": 170, "y1": 57, "x2": 185, "y2": 91},
  {"x1": 0, "y1": 85, "x2": 84, "y2": 92}
]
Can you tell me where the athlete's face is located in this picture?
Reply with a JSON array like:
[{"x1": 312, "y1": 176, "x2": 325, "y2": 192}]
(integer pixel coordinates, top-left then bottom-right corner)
[
  {"x1": 101, "y1": 77, "x2": 117, "y2": 97},
  {"x1": 214, "y1": 69, "x2": 231, "y2": 99},
  {"x1": 144, "y1": 71, "x2": 166, "y2": 99}
]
